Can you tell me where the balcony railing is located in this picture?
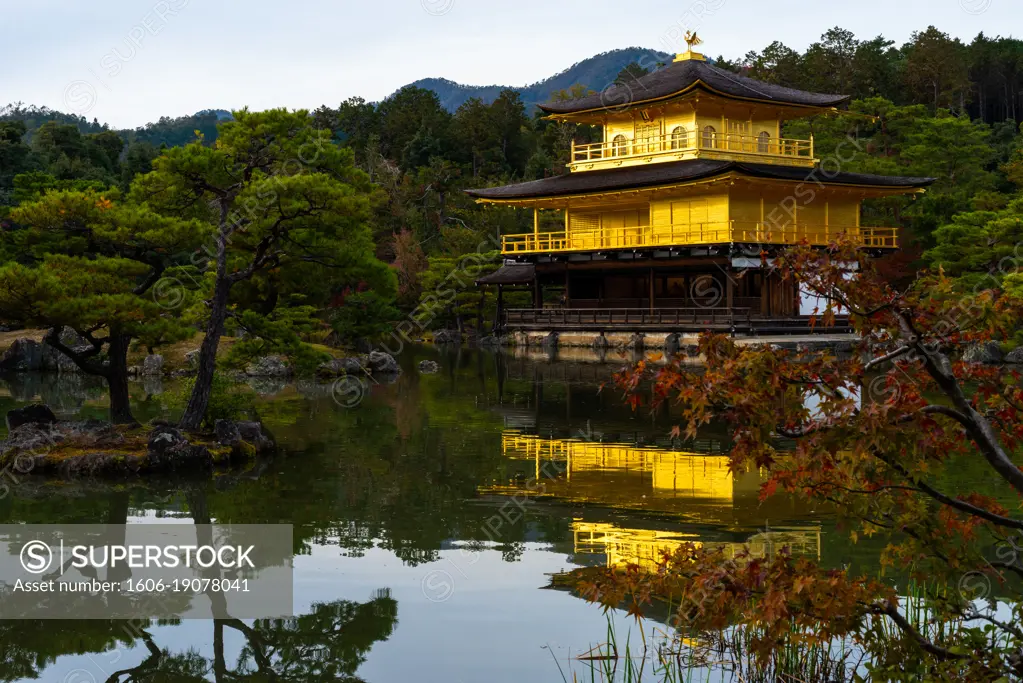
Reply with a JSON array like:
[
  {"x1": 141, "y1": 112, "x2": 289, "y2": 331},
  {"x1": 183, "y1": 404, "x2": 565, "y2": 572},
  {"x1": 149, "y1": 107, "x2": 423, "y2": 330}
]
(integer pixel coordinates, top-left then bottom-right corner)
[
  {"x1": 570, "y1": 132, "x2": 814, "y2": 169},
  {"x1": 501, "y1": 222, "x2": 898, "y2": 254}
]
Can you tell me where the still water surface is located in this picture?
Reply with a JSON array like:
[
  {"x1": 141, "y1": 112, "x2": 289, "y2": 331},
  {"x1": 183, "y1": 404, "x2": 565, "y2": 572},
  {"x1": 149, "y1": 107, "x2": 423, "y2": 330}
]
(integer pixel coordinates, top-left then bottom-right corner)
[{"x1": 0, "y1": 346, "x2": 876, "y2": 682}]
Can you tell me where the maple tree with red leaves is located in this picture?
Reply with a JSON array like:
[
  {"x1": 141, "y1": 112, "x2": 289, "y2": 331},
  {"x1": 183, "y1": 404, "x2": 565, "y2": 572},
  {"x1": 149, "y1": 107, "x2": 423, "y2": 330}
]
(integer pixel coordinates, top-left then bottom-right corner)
[{"x1": 581, "y1": 238, "x2": 1023, "y2": 681}]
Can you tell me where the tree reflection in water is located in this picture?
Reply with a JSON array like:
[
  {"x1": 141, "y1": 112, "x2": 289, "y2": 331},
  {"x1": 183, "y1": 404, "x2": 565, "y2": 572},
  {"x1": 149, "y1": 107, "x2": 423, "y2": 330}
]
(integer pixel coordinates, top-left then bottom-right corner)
[{"x1": 0, "y1": 593, "x2": 398, "y2": 683}]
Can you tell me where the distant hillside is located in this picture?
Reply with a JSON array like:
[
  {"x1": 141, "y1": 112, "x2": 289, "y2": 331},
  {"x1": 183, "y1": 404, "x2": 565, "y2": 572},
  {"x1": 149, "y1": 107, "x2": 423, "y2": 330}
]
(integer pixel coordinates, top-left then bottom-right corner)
[
  {"x1": 405, "y1": 47, "x2": 675, "y2": 112},
  {"x1": 123, "y1": 109, "x2": 233, "y2": 147},
  {"x1": 0, "y1": 104, "x2": 111, "y2": 135},
  {"x1": 0, "y1": 105, "x2": 233, "y2": 147}
]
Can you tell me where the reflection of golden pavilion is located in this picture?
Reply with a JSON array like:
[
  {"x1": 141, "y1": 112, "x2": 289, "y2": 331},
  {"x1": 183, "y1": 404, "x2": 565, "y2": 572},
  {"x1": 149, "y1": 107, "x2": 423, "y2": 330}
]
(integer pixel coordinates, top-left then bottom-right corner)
[
  {"x1": 573, "y1": 522, "x2": 820, "y2": 571},
  {"x1": 487, "y1": 432, "x2": 821, "y2": 569},
  {"x1": 490, "y1": 432, "x2": 762, "y2": 515}
]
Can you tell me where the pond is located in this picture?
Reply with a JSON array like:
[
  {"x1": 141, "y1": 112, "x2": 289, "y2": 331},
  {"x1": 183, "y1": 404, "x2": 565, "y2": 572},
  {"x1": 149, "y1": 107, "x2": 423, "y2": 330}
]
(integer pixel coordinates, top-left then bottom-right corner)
[{"x1": 0, "y1": 346, "x2": 941, "y2": 682}]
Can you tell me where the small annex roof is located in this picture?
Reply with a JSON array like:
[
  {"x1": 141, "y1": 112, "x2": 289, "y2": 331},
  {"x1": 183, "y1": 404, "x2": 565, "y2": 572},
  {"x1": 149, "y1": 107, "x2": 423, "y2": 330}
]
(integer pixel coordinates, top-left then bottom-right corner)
[
  {"x1": 475, "y1": 263, "x2": 536, "y2": 286},
  {"x1": 465, "y1": 160, "x2": 936, "y2": 202},
  {"x1": 539, "y1": 59, "x2": 849, "y2": 116}
]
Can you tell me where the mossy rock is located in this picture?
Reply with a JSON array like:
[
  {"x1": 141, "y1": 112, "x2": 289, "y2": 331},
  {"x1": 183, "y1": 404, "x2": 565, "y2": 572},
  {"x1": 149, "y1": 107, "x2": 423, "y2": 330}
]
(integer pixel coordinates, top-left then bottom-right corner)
[{"x1": 1, "y1": 418, "x2": 275, "y2": 479}]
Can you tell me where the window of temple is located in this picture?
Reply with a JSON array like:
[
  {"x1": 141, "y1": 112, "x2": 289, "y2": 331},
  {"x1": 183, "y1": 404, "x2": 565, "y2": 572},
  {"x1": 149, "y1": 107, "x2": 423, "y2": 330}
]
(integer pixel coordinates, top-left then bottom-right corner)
[
  {"x1": 635, "y1": 123, "x2": 660, "y2": 153},
  {"x1": 702, "y1": 126, "x2": 717, "y2": 149},
  {"x1": 670, "y1": 126, "x2": 689, "y2": 150},
  {"x1": 758, "y1": 131, "x2": 771, "y2": 153},
  {"x1": 611, "y1": 134, "x2": 629, "y2": 156}
]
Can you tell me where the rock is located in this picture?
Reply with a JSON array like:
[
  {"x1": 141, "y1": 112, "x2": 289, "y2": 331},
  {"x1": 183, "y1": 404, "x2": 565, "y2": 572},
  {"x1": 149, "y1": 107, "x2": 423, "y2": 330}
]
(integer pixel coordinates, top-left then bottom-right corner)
[
  {"x1": 41, "y1": 343, "x2": 85, "y2": 373},
  {"x1": 477, "y1": 335, "x2": 501, "y2": 348},
  {"x1": 627, "y1": 333, "x2": 645, "y2": 351},
  {"x1": 432, "y1": 329, "x2": 462, "y2": 345},
  {"x1": 317, "y1": 357, "x2": 365, "y2": 377},
  {"x1": 214, "y1": 419, "x2": 241, "y2": 446},
  {"x1": 542, "y1": 332, "x2": 559, "y2": 349},
  {"x1": 1005, "y1": 348, "x2": 1023, "y2": 364},
  {"x1": 142, "y1": 354, "x2": 164, "y2": 376},
  {"x1": 368, "y1": 351, "x2": 401, "y2": 374},
  {"x1": 0, "y1": 422, "x2": 65, "y2": 469},
  {"x1": 1, "y1": 419, "x2": 119, "y2": 468},
  {"x1": 235, "y1": 421, "x2": 276, "y2": 453},
  {"x1": 0, "y1": 418, "x2": 284, "y2": 477},
  {"x1": 963, "y1": 341, "x2": 1004, "y2": 365},
  {"x1": 0, "y1": 338, "x2": 44, "y2": 372},
  {"x1": 665, "y1": 333, "x2": 681, "y2": 356},
  {"x1": 245, "y1": 355, "x2": 292, "y2": 377},
  {"x1": 418, "y1": 360, "x2": 440, "y2": 374},
  {"x1": 185, "y1": 350, "x2": 200, "y2": 368},
  {"x1": 591, "y1": 335, "x2": 610, "y2": 351},
  {"x1": 127, "y1": 366, "x2": 141, "y2": 377},
  {"x1": 146, "y1": 426, "x2": 213, "y2": 472},
  {"x1": 215, "y1": 419, "x2": 276, "y2": 455},
  {"x1": 58, "y1": 327, "x2": 88, "y2": 348},
  {"x1": 147, "y1": 425, "x2": 188, "y2": 457},
  {"x1": 683, "y1": 344, "x2": 701, "y2": 358},
  {"x1": 5, "y1": 404, "x2": 57, "y2": 431}
]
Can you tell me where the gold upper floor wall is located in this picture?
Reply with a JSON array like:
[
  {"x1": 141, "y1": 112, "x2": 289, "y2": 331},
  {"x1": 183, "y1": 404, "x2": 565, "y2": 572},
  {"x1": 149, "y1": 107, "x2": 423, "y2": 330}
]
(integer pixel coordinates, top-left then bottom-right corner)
[
  {"x1": 500, "y1": 177, "x2": 901, "y2": 255},
  {"x1": 569, "y1": 94, "x2": 817, "y2": 172}
]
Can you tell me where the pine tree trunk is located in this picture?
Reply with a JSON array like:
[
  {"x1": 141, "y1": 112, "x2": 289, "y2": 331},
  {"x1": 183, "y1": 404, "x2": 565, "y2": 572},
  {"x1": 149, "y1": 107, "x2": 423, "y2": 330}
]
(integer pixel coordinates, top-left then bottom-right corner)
[
  {"x1": 179, "y1": 273, "x2": 231, "y2": 431},
  {"x1": 107, "y1": 333, "x2": 136, "y2": 425},
  {"x1": 180, "y1": 222, "x2": 232, "y2": 432}
]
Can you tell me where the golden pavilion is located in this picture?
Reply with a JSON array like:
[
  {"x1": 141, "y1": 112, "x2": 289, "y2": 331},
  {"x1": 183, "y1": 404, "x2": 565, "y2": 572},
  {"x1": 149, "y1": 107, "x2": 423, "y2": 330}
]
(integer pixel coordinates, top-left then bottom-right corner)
[{"x1": 470, "y1": 37, "x2": 934, "y2": 336}]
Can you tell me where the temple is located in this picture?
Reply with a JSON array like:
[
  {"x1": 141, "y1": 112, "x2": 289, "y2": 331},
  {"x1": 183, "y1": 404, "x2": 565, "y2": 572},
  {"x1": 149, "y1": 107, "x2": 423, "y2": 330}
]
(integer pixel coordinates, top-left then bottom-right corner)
[{"x1": 471, "y1": 36, "x2": 934, "y2": 337}]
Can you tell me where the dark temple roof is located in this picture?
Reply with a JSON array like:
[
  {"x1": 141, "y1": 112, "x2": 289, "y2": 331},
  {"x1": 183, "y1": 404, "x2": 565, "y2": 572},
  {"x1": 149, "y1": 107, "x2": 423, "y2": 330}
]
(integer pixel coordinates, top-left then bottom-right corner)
[
  {"x1": 465, "y1": 160, "x2": 936, "y2": 201},
  {"x1": 539, "y1": 59, "x2": 850, "y2": 115},
  {"x1": 476, "y1": 263, "x2": 535, "y2": 286}
]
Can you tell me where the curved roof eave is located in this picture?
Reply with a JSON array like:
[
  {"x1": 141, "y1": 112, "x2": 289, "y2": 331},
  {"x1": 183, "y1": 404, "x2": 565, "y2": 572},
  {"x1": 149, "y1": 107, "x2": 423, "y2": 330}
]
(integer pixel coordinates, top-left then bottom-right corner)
[
  {"x1": 538, "y1": 81, "x2": 850, "y2": 118},
  {"x1": 464, "y1": 160, "x2": 935, "y2": 203}
]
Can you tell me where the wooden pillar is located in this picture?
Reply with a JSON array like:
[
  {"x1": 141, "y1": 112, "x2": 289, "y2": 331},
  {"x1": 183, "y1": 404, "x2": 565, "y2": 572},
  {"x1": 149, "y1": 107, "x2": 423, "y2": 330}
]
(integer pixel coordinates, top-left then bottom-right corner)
[
  {"x1": 649, "y1": 267, "x2": 655, "y2": 314},
  {"x1": 564, "y1": 270, "x2": 570, "y2": 308},
  {"x1": 533, "y1": 277, "x2": 541, "y2": 309},
  {"x1": 533, "y1": 207, "x2": 539, "y2": 248},
  {"x1": 725, "y1": 267, "x2": 734, "y2": 311}
]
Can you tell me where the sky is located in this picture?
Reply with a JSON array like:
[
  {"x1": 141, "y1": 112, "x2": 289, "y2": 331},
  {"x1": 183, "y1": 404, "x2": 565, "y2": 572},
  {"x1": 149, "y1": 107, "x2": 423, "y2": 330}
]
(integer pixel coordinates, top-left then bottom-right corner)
[{"x1": 1, "y1": 0, "x2": 1018, "y2": 129}]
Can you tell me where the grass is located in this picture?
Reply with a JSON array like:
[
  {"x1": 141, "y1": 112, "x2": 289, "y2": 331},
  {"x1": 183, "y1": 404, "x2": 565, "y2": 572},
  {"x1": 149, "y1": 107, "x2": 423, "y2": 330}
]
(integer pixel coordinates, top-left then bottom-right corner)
[{"x1": 126, "y1": 333, "x2": 240, "y2": 370}]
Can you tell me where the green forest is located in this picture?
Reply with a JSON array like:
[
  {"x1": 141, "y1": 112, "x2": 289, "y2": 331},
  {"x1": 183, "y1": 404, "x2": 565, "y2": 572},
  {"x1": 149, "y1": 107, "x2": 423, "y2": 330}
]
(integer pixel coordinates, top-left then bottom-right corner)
[{"x1": 1, "y1": 24, "x2": 1022, "y2": 365}]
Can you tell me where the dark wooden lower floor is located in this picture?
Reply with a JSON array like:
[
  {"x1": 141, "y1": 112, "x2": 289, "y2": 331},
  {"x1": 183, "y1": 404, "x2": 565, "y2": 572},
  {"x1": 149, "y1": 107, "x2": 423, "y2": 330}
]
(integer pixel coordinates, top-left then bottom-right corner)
[
  {"x1": 481, "y1": 258, "x2": 843, "y2": 336},
  {"x1": 530, "y1": 261, "x2": 803, "y2": 319}
]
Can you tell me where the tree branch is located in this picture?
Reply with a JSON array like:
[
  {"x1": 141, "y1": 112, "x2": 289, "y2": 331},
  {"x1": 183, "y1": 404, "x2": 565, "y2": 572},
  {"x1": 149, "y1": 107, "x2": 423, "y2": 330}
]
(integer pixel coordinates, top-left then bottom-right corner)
[
  {"x1": 43, "y1": 327, "x2": 109, "y2": 378},
  {"x1": 869, "y1": 601, "x2": 970, "y2": 661}
]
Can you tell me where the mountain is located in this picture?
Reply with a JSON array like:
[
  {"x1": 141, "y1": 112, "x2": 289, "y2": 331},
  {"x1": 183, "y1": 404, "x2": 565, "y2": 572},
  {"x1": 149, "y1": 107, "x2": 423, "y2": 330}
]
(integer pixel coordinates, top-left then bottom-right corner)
[
  {"x1": 0, "y1": 105, "x2": 234, "y2": 148},
  {"x1": 404, "y1": 47, "x2": 675, "y2": 112}
]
